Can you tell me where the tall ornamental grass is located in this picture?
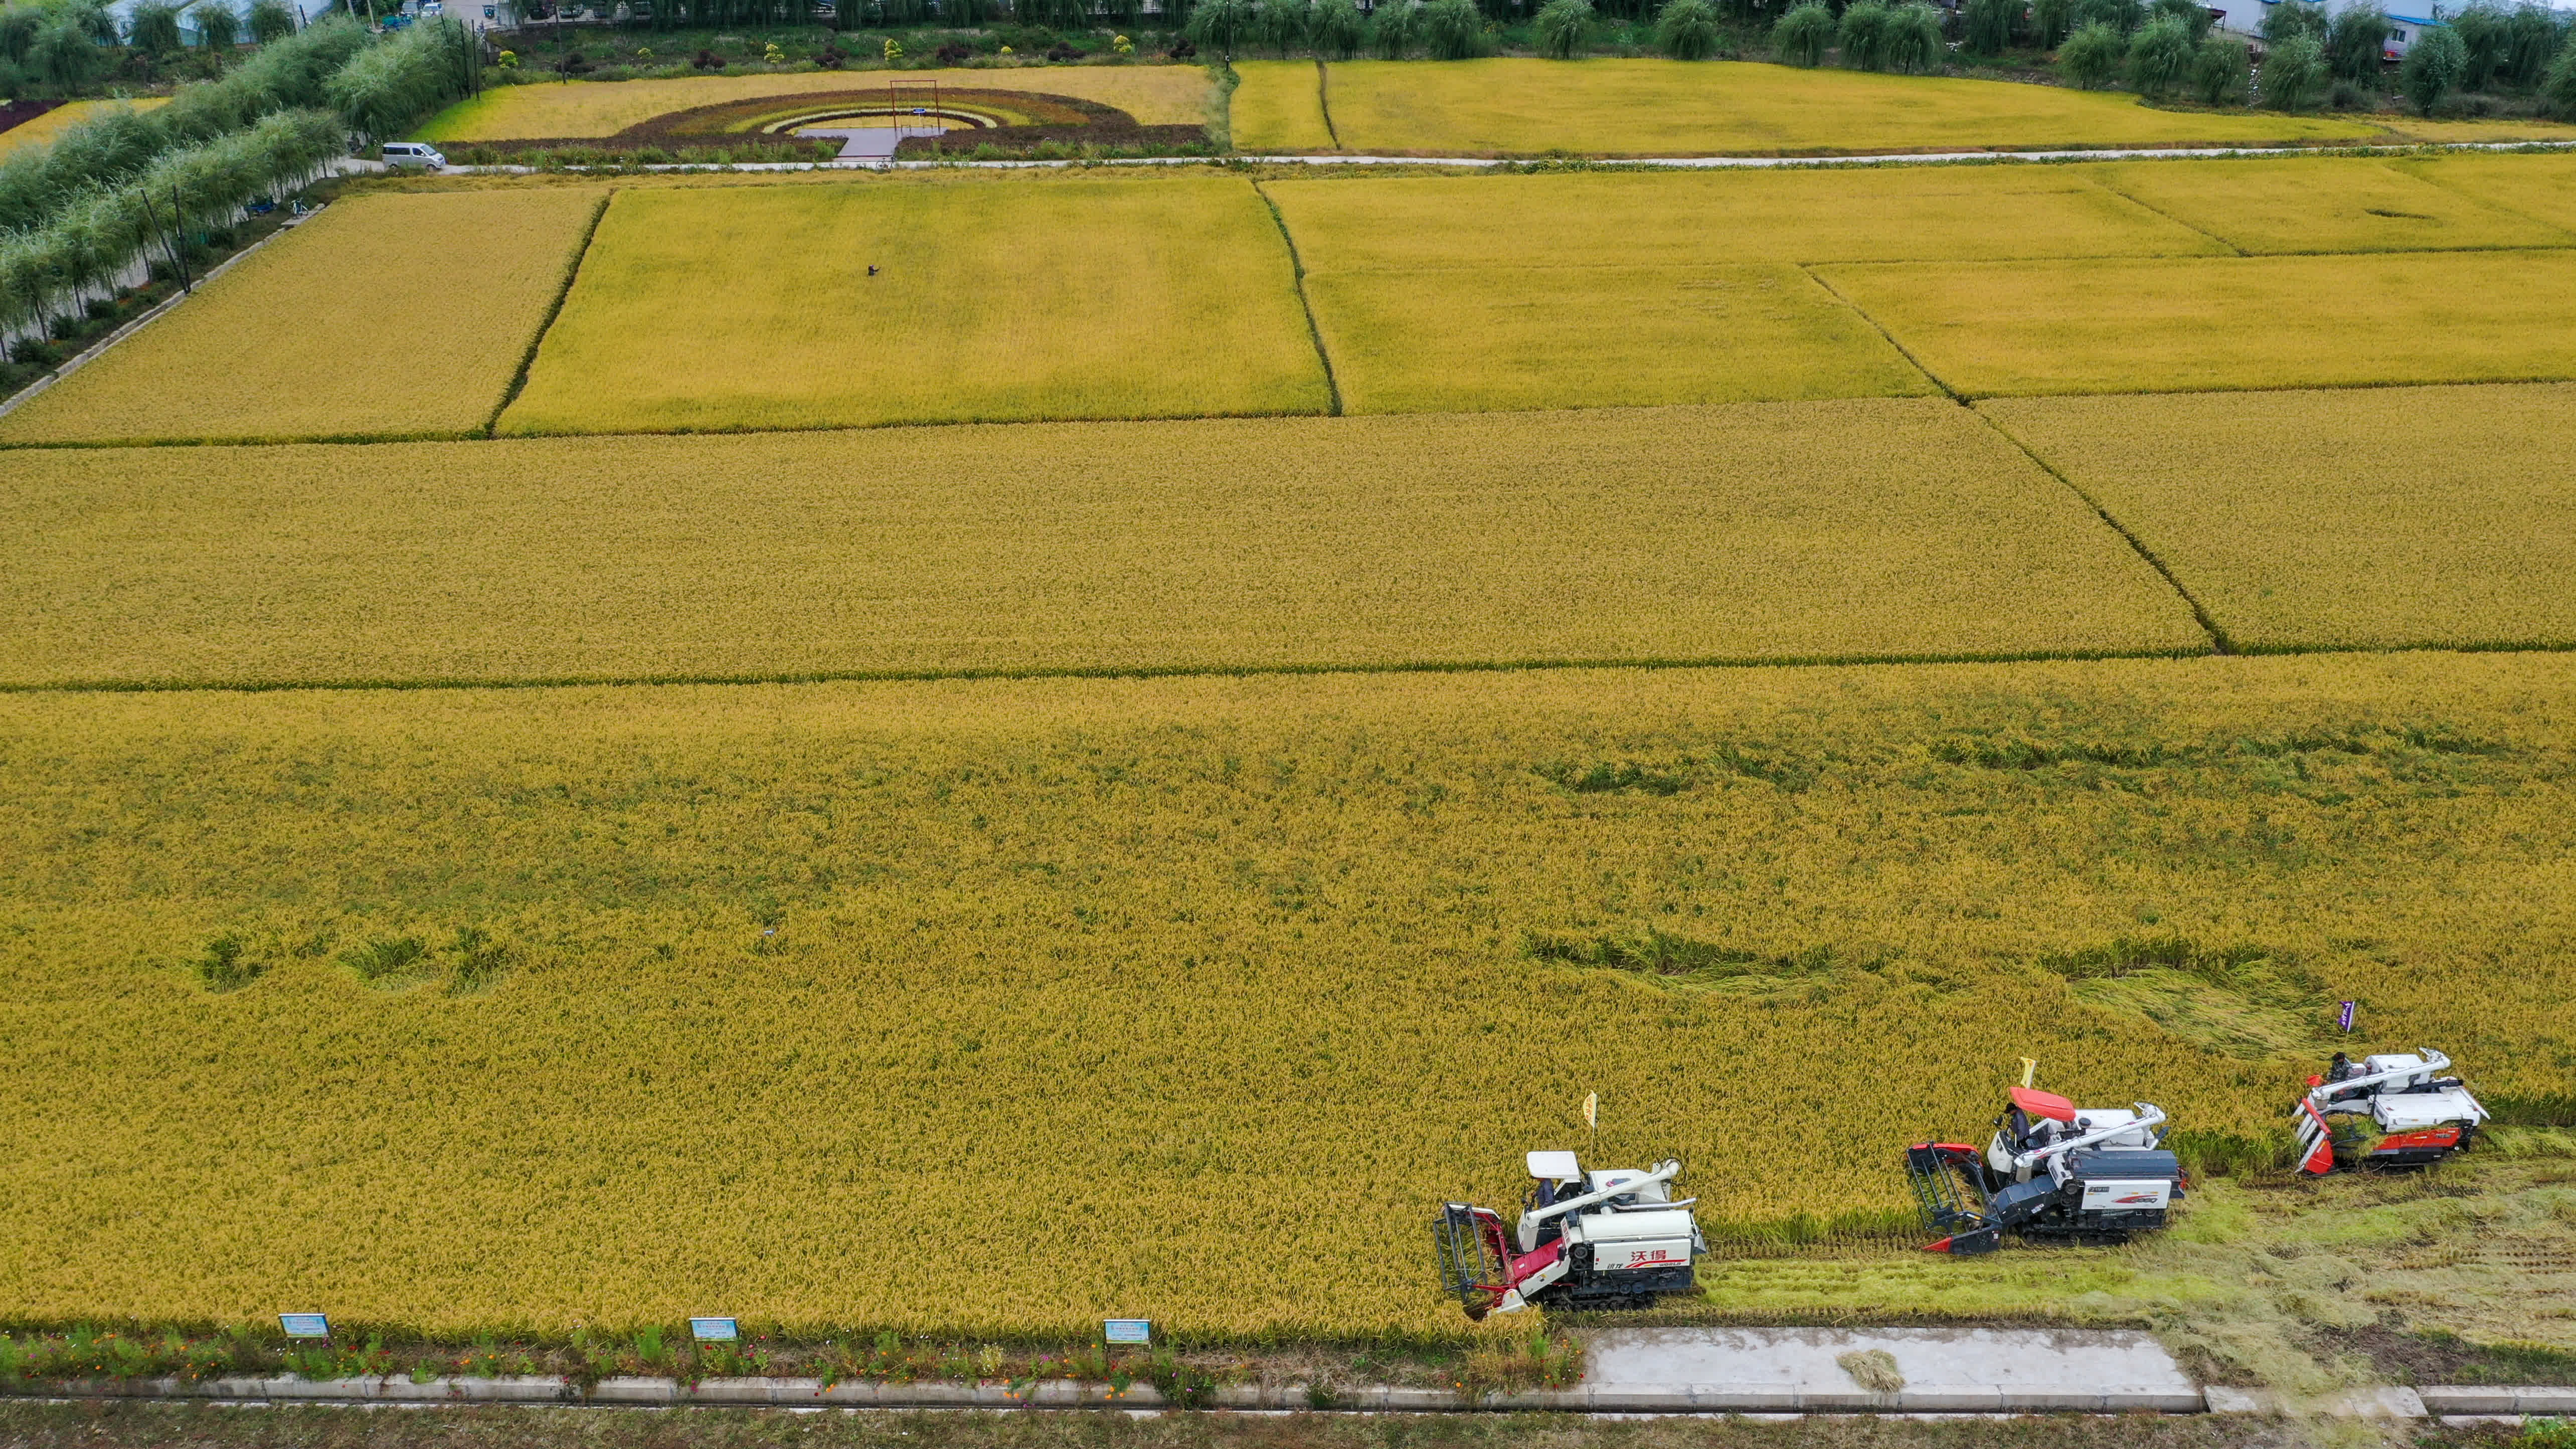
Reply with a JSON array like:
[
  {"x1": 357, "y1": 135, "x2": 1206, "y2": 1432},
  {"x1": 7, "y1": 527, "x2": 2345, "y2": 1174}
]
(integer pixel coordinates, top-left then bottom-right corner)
[
  {"x1": 1771, "y1": 0, "x2": 1835, "y2": 63},
  {"x1": 0, "y1": 109, "x2": 340, "y2": 342},
  {"x1": 2399, "y1": 23, "x2": 2465, "y2": 113},
  {"x1": 2127, "y1": 13, "x2": 2194, "y2": 94},
  {"x1": 327, "y1": 17, "x2": 474, "y2": 141},
  {"x1": 1421, "y1": 0, "x2": 1488, "y2": 58},
  {"x1": 2262, "y1": 31, "x2": 2327, "y2": 107},
  {"x1": 0, "y1": 18, "x2": 368, "y2": 235},
  {"x1": 1836, "y1": 0, "x2": 1891, "y2": 68},
  {"x1": 1654, "y1": 0, "x2": 1724, "y2": 58},
  {"x1": 2057, "y1": 19, "x2": 2126, "y2": 86},
  {"x1": 1533, "y1": 0, "x2": 1593, "y2": 57}
]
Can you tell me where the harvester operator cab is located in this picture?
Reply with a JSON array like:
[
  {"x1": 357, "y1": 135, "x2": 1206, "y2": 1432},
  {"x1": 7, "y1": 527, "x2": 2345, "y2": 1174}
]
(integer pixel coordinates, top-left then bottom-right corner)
[
  {"x1": 1988, "y1": 1089, "x2": 2164, "y2": 1183},
  {"x1": 1521, "y1": 1151, "x2": 1583, "y2": 1245},
  {"x1": 1990, "y1": 1086, "x2": 2076, "y2": 1181}
]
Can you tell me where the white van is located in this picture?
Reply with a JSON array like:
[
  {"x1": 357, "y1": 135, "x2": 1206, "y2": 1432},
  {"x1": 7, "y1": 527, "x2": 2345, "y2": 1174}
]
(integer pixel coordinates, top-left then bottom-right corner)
[{"x1": 381, "y1": 142, "x2": 447, "y2": 170}]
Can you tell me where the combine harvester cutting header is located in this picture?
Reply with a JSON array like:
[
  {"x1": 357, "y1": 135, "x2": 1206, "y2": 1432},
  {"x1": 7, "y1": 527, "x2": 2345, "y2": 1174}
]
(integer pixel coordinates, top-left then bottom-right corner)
[
  {"x1": 2294, "y1": 1049, "x2": 2489, "y2": 1174},
  {"x1": 1905, "y1": 1084, "x2": 2185, "y2": 1255},
  {"x1": 1435, "y1": 1153, "x2": 1706, "y2": 1320}
]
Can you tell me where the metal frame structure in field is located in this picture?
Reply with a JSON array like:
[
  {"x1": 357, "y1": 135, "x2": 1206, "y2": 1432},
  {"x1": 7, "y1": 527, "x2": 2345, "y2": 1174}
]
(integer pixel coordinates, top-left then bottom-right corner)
[{"x1": 889, "y1": 77, "x2": 941, "y2": 154}]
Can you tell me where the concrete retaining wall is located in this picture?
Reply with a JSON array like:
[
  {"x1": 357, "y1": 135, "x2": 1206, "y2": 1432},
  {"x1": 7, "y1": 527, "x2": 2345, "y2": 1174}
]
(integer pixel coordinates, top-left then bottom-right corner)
[{"x1": 7, "y1": 1374, "x2": 2567, "y2": 1416}]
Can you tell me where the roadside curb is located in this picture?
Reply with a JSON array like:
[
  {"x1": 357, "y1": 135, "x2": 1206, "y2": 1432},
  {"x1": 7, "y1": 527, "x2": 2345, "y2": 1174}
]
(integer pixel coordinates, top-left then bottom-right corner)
[
  {"x1": 2204, "y1": 1385, "x2": 2576, "y2": 1419},
  {"x1": 14, "y1": 1375, "x2": 2571, "y2": 1414},
  {"x1": 436, "y1": 137, "x2": 2576, "y2": 177},
  {"x1": 5, "y1": 1375, "x2": 2208, "y2": 1413}
]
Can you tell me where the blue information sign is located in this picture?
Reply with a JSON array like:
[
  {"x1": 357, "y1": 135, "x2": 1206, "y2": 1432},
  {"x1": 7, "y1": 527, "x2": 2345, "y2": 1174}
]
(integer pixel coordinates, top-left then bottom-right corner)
[
  {"x1": 278, "y1": 1314, "x2": 331, "y2": 1340},
  {"x1": 1103, "y1": 1319, "x2": 1151, "y2": 1346},
  {"x1": 690, "y1": 1317, "x2": 740, "y2": 1342}
]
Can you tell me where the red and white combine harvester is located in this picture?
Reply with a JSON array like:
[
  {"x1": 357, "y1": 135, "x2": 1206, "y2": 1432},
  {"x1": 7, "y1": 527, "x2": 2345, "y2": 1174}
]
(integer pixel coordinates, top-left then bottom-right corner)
[
  {"x1": 2293, "y1": 1049, "x2": 2488, "y2": 1174},
  {"x1": 1905, "y1": 1086, "x2": 2184, "y2": 1255},
  {"x1": 1434, "y1": 1153, "x2": 1705, "y2": 1320}
]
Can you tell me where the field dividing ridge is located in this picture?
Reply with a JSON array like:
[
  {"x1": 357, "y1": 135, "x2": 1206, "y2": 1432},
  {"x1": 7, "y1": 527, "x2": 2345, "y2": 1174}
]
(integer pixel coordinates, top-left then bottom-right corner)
[
  {"x1": 0, "y1": 401, "x2": 2207, "y2": 690},
  {"x1": 485, "y1": 189, "x2": 613, "y2": 435},
  {"x1": 1967, "y1": 406, "x2": 2235, "y2": 655},
  {"x1": 1816, "y1": 250, "x2": 2576, "y2": 398},
  {"x1": 2090, "y1": 156, "x2": 2575, "y2": 255},
  {"x1": 1980, "y1": 383, "x2": 2576, "y2": 652},
  {"x1": 2394, "y1": 151, "x2": 2576, "y2": 232},
  {"x1": 1798, "y1": 264, "x2": 1959, "y2": 401},
  {"x1": 1251, "y1": 179, "x2": 1344, "y2": 416}
]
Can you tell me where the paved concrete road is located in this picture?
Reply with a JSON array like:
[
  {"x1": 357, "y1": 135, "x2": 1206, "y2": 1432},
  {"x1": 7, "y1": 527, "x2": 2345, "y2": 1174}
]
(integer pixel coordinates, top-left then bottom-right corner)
[
  {"x1": 1585, "y1": 1325, "x2": 2199, "y2": 1410},
  {"x1": 794, "y1": 124, "x2": 948, "y2": 159}
]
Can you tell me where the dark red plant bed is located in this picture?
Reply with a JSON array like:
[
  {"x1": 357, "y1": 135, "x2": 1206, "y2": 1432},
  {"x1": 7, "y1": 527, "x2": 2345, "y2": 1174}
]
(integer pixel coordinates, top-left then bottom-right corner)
[{"x1": 0, "y1": 98, "x2": 65, "y2": 139}]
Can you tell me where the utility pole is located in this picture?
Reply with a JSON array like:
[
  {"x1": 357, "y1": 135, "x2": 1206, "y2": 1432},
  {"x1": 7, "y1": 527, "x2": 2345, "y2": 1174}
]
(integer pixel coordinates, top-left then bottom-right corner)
[{"x1": 172, "y1": 185, "x2": 192, "y2": 291}]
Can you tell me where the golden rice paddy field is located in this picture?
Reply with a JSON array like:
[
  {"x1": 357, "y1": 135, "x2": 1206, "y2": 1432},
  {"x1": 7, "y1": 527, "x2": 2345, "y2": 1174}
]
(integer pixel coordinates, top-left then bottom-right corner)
[
  {"x1": 1984, "y1": 384, "x2": 2576, "y2": 653},
  {"x1": 0, "y1": 97, "x2": 169, "y2": 156},
  {"x1": 1232, "y1": 63, "x2": 1335, "y2": 153},
  {"x1": 1239, "y1": 58, "x2": 2381, "y2": 155},
  {"x1": 17, "y1": 155, "x2": 2576, "y2": 442},
  {"x1": 3, "y1": 651, "x2": 2573, "y2": 1339},
  {"x1": 0, "y1": 188, "x2": 605, "y2": 446},
  {"x1": 9, "y1": 141, "x2": 2576, "y2": 1351},
  {"x1": 2369, "y1": 116, "x2": 2576, "y2": 144},
  {"x1": 1301, "y1": 263, "x2": 1939, "y2": 413},
  {"x1": 2089, "y1": 156, "x2": 2574, "y2": 255},
  {"x1": 1817, "y1": 250, "x2": 2576, "y2": 398},
  {"x1": 1264, "y1": 166, "x2": 2228, "y2": 268},
  {"x1": 412, "y1": 65, "x2": 1216, "y2": 139},
  {"x1": 2394, "y1": 150, "x2": 2576, "y2": 231},
  {"x1": 0, "y1": 399, "x2": 2205, "y2": 688},
  {"x1": 498, "y1": 177, "x2": 1328, "y2": 434}
]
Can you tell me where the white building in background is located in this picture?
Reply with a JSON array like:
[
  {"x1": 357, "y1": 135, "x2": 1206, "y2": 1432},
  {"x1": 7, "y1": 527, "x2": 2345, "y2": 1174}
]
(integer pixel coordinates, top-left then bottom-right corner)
[
  {"x1": 2214, "y1": 0, "x2": 2573, "y2": 51},
  {"x1": 2202, "y1": 0, "x2": 2434, "y2": 51},
  {"x1": 106, "y1": 0, "x2": 527, "y2": 37}
]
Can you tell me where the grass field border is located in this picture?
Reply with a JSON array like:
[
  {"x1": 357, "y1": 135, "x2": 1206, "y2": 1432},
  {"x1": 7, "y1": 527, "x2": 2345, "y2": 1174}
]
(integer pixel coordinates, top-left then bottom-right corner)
[
  {"x1": 84, "y1": 640, "x2": 2576, "y2": 698},
  {"x1": 1252, "y1": 178, "x2": 1343, "y2": 417},
  {"x1": 1973, "y1": 409, "x2": 2238, "y2": 655},
  {"x1": 483, "y1": 190, "x2": 614, "y2": 436}
]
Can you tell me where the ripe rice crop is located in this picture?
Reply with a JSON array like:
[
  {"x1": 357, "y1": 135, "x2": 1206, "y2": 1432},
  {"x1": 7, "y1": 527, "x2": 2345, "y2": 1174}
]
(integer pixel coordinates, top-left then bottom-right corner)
[
  {"x1": 1234, "y1": 59, "x2": 2378, "y2": 156},
  {"x1": 0, "y1": 399, "x2": 2203, "y2": 688},
  {"x1": 412, "y1": 66, "x2": 1216, "y2": 139},
  {"x1": 1981, "y1": 382, "x2": 2576, "y2": 652},
  {"x1": 1235, "y1": 64, "x2": 1335, "y2": 153},
  {"x1": 1265, "y1": 167, "x2": 2226, "y2": 271},
  {"x1": 1, "y1": 650, "x2": 2570, "y2": 1338},
  {"x1": 2090, "y1": 157, "x2": 2572, "y2": 255},
  {"x1": 0, "y1": 188, "x2": 605, "y2": 446},
  {"x1": 1302, "y1": 264, "x2": 1941, "y2": 414},
  {"x1": 497, "y1": 177, "x2": 1329, "y2": 435},
  {"x1": 2378, "y1": 118, "x2": 2576, "y2": 144},
  {"x1": 0, "y1": 97, "x2": 170, "y2": 157},
  {"x1": 1816, "y1": 251, "x2": 2576, "y2": 398},
  {"x1": 2399, "y1": 151, "x2": 2576, "y2": 233}
]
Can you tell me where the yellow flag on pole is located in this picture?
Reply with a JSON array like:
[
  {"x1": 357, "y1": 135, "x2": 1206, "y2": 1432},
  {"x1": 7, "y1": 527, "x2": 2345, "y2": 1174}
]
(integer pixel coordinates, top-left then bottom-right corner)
[
  {"x1": 2020, "y1": 1058, "x2": 2038, "y2": 1088},
  {"x1": 1583, "y1": 1092, "x2": 1598, "y2": 1131}
]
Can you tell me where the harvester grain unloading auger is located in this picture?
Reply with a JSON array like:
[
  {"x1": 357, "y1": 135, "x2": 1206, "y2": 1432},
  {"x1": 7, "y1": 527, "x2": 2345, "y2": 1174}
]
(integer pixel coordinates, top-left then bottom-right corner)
[
  {"x1": 2293, "y1": 1049, "x2": 2488, "y2": 1174},
  {"x1": 1435, "y1": 1153, "x2": 1706, "y2": 1320},
  {"x1": 1905, "y1": 1086, "x2": 2185, "y2": 1254}
]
